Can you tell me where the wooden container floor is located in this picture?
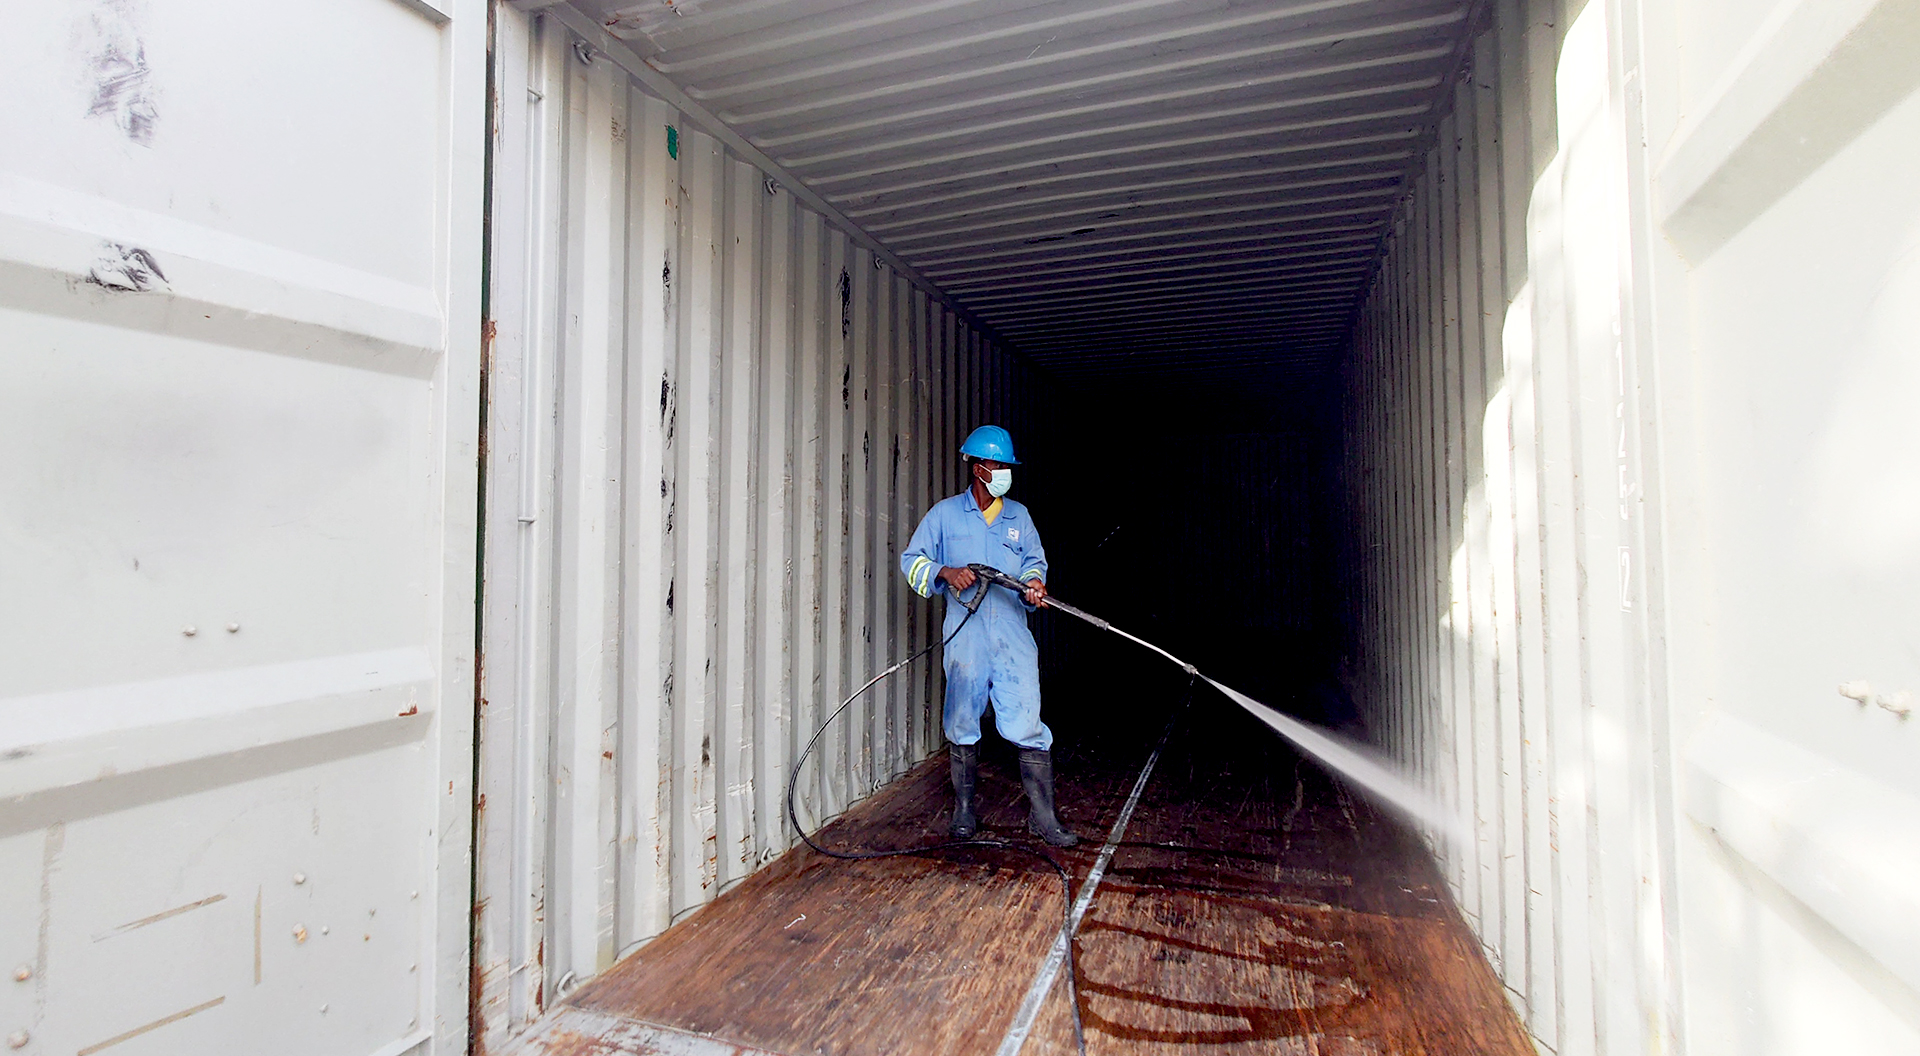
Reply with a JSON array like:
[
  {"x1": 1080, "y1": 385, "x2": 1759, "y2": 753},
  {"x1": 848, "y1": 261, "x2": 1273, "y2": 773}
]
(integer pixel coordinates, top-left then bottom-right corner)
[{"x1": 509, "y1": 694, "x2": 1533, "y2": 1056}]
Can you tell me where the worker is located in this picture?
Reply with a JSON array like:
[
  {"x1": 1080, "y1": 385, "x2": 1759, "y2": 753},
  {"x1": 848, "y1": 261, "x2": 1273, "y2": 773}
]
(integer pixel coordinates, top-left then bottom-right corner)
[{"x1": 899, "y1": 425, "x2": 1079, "y2": 848}]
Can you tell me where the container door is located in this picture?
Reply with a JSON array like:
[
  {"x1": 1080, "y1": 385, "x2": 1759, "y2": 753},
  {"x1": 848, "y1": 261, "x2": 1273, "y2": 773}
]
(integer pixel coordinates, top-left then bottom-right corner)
[
  {"x1": 1650, "y1": 0, "x2": 1920, "y2": 1050},
  {"x1": 0, "y1": 1, "x2": 483, "y2": 1054}
]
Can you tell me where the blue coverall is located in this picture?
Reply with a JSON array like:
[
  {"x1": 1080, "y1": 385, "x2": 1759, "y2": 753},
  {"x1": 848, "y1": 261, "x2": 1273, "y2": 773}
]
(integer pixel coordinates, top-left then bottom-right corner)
[{"x1": 900, "y1": 489, "x2": 1051, "y2": 750}]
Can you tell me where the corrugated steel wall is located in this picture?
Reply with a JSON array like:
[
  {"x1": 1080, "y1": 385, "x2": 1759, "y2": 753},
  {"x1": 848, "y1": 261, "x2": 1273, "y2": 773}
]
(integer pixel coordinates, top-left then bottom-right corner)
[
  {"x1": 473, "y1": 10, "x2": 1046, "y2": 1047},
  {"x1": 1336, "y1": 2, "x2": 1654, "y2": 1053}
]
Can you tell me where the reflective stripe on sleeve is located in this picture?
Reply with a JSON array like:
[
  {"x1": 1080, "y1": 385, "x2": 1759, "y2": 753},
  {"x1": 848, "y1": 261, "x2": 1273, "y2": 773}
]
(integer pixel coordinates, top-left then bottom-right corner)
[
  {"x1": 909, "y1": 556, "x2": 935, "y2": 597},
  {"x1": 1020, "y1": 569, "x2": 1044, "y2": 582}
]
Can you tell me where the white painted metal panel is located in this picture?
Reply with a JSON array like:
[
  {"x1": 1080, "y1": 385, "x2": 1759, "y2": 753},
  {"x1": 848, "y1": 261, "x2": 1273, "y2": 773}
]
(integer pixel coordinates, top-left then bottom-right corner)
[
  {"x1": 473, "y1": 11, "x2": 1048, "y2": 1047},
  {"x1": 1341, "y1": 0, "x2": 1920, "y2": 1053},
  {"x1": 0, "y1": 1, "x2": 484, "y2": 1054},
  {"x1": 1646, "y1": 0, "x2": 1920, "y2": 1050}
]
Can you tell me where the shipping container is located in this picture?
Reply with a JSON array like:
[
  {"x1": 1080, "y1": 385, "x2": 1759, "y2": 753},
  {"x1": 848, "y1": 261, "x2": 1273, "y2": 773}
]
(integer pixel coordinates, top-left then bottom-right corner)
[{"x1": 4, "y1": 0, "x2": 1917, "y2": 1055}]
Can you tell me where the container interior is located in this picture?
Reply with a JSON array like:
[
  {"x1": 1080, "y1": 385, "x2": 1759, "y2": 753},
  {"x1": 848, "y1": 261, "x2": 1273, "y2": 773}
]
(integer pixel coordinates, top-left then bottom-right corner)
[{"x1": 475, "y1": 0, "x2": 1570, "y2": 1047}]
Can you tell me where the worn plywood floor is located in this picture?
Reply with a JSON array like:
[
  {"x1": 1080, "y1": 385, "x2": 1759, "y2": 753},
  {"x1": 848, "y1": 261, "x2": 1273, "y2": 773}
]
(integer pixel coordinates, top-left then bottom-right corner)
[{"x1": 512, "y1": 688, "x2": 1533, "y2": 1056}]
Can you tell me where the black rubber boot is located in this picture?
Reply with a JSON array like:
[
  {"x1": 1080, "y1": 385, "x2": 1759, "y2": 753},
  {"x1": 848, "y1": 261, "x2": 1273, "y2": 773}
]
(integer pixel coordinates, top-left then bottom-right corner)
[
  {"x1": 1018, "y1": 748, "x2": 1080, "y2": 848},
  {"x1": 949, "y1": 743, "x2": 979, "y2": 839}
]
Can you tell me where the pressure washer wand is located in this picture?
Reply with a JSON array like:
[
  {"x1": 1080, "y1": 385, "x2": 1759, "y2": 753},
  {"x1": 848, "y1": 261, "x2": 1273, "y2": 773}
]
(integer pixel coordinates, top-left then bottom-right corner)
[
  {"x1": 965, "y1": 563, "x2": 1198, "y2": 676},
  {"x1": 964, "y1": 564, "x2": 1109, "y2": 629}
]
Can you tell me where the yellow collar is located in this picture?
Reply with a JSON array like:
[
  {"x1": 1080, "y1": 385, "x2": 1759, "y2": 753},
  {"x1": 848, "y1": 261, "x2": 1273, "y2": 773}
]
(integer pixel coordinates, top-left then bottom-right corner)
[{"x1": 981, "y1": 497, "x2": 1004, "y2": 526}]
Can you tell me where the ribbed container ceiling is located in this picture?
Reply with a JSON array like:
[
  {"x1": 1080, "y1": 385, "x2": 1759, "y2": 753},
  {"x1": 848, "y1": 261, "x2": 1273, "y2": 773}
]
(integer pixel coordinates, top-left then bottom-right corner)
[{"x1": 574, "y1": 0, "x2": 1481, "y2": 389}]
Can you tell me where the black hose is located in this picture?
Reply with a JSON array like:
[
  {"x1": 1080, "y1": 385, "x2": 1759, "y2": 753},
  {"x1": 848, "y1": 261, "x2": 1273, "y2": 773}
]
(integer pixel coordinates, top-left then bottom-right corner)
[{"x1": 784, "y1": 579, "x2": 1089, "y2": 1056}]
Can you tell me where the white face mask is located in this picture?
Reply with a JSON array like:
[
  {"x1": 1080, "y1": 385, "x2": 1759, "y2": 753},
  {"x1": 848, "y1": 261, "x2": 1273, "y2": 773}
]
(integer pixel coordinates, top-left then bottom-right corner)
[{"x1": 978, "y1": 465, "x2": 1012, "y2": 499}]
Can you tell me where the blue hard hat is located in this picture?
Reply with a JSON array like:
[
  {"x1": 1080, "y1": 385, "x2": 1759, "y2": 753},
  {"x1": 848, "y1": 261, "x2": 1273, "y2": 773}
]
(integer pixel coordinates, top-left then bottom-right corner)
[{"x1": 959, "y1": 425, "x2": 1020, "y2": 464}]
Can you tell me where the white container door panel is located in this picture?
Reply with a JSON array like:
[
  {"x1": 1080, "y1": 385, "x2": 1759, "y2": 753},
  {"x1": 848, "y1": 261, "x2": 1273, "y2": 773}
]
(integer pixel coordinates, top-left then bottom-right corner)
[{"x1": 0, "y1": 1, "x2": 483, "y2": 1054}]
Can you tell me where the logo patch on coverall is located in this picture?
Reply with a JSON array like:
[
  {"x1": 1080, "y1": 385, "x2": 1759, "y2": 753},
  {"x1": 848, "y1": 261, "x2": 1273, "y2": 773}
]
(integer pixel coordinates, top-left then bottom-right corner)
[{"x1": 1007, "y1": 528, "x2": 1019, "y2": 541}]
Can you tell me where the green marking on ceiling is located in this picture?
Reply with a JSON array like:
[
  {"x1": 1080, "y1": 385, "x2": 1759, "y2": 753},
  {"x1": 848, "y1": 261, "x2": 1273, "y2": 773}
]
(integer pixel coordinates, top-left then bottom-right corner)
[{"x1": 666, "y1": 125, "x2": 679, "y2": 160}]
